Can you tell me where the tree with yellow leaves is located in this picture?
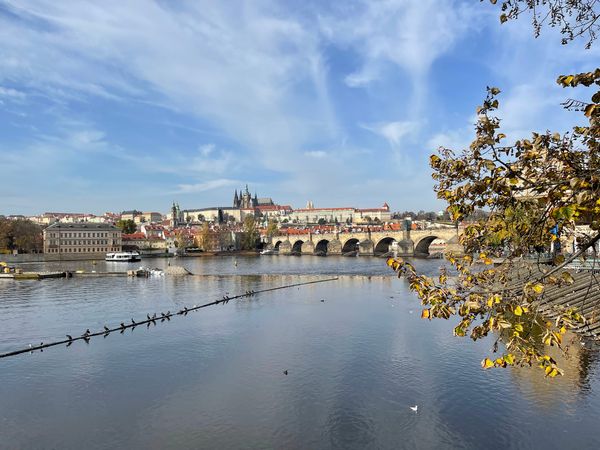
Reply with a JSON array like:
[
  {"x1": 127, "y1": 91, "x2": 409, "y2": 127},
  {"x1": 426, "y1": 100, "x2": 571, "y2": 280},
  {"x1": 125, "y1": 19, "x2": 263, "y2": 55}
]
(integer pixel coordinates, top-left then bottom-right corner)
[{"x1": 389, "y1": 2, "x2": 600, "y2": 376}]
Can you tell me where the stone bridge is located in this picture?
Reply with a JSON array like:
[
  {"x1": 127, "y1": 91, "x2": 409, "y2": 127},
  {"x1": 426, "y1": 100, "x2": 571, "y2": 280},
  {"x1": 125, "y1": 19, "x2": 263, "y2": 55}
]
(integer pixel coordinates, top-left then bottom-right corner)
[{"x1": 268, "y1": 228, "x2": 460, "y2": 256}]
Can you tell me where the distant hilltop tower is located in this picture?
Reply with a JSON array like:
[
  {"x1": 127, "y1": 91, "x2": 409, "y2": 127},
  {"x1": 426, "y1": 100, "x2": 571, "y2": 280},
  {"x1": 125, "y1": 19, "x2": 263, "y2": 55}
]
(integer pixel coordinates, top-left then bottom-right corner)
[
  {"x1": 170, "y1": 201, "x2": 182, "y2": 227},
  {"x1": 306, "y1": 200, "x2": 314, "y2": 209}
]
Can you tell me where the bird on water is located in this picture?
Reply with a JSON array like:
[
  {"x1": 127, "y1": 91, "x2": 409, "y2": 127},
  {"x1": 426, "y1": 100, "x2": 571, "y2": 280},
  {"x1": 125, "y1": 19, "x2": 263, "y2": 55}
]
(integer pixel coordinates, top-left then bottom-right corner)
[
  {"x1": 283, "y1": 370, "x2": 288, "y2": 375},
  {"x1": 410, "y1": 405, "x2": 418, "y2": 413}
]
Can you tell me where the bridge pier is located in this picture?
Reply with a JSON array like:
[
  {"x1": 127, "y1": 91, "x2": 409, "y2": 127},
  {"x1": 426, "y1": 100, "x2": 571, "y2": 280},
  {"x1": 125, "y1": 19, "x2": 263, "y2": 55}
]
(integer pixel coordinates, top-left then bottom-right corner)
[
  {"x1": 278, "y1": 241, "x2": 292, "y2": 255},
  {"x1": 327, "y1": 239, "x2": 342, "y2": 255},
  {"x1": 396, "y1": 239, "x2": 414, "y2": 257},
  {"x1": 358, "y1": 239, "x2": 374, "y2": 256},
  {"x1": 301, "y1": 241, "x2": 315, "y2": 255}
]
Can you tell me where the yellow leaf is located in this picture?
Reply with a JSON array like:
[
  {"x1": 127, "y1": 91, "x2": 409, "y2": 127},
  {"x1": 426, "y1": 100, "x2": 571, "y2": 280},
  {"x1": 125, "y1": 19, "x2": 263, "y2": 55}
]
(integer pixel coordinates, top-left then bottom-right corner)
[
  {"x1": 481, "y1": 358, "x2": 494, "y2": 369},
  {"x1": 421, "y1": 309, "x2": 431, "y2": 319},
  {"x1": 562, "y1": 75, "x2": 574, "y2": 86},
  {"x1": 532, "y1": 283, "x2": 544, "y2": 294},
  {"x1": 584, "y1": 104, "x2": 596, "y2": 117},
  {"x1": 504, "y1": 354, "x2": 515, "y2": 365},
  {"x1": 561, "y1": 272, "x2": 574, "y2": 284},
  {"x1": 514, "y1": 323, "x2": 524, "y2": 332},
  {"x1": 514, "y1": 305, "x2": 523, "y2": 316}
]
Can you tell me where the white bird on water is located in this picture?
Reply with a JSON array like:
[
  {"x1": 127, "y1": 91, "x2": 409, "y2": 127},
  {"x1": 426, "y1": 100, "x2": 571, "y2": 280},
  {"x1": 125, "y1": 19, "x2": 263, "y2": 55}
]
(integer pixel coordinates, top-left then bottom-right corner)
[{"x1": 410, "y1": 405, "x2": 418, "y2": 413}]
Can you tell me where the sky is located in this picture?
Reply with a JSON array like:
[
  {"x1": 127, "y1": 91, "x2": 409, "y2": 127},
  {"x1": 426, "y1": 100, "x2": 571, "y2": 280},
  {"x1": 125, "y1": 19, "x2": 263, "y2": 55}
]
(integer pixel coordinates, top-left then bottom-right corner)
[{"x1": 0, "y1": 0, "x2": 598, "y2": 216}]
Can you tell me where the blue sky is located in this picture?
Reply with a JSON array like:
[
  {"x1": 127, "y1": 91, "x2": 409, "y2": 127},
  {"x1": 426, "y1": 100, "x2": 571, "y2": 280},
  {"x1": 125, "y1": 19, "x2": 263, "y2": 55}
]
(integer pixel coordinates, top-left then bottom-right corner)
[{"x1": 0, "y1": 0, "x2": 597, "y2": 216}]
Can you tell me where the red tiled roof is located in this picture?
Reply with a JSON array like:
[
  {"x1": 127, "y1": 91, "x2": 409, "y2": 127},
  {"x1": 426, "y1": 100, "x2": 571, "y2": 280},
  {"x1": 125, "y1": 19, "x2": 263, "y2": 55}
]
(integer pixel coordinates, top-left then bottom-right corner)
[{"x1": 122, "y1": 232, "x2": 146, "y2": 240}]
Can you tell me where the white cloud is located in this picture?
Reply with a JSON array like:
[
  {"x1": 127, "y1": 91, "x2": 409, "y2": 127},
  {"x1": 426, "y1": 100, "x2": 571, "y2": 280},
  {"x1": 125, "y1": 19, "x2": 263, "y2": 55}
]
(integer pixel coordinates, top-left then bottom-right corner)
[
  {"x1": 363, "y1": 120, "x2": 419, "y2": 147},
  {"x1": 321, "y1": 0, "x2": 475, "y2": 88},
  {"x1": 176, "y1": 179, "x2": 239, "y2": 194},
  {"x1": 0, "y1": 86, "x2": 26, "y2": 100},
  {"x1": 304, "y1": 150, "x2": 328, "y2": 159},
  {"x1": 0, "y1": 0, "x2": 338, "y2": 171}
]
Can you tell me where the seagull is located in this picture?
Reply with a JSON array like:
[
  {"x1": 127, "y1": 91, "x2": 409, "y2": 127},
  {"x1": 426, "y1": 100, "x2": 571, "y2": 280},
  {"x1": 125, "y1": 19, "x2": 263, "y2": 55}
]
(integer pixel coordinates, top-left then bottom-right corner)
[
  {"x1": 120, "y1": 322, "x2": 126, "y2": 329},
  {"x1": 410, "y1": 405, "x2": 418, "y2": 413},
  {"x1": 152, "y1": 313, "x2": 157, "y2": 320},
  {"x1": 283, "y1": 370, "x2": 288, "y2": 375},
  {"x1": 104, "y1": 326, "x2": 110, "y2": 332},
  {"x1": 85, "y1": 329, "x2": 91, "y2": 336},
  {"x1": 147, "y1": 314, "x2": 152, "y2": 321},
  {"x1": 320, "y1": 299, "x2": 325, "y2": 302},
  {"x1": 66, "y1": 335, "x2": 73, "y2": 341},
  {"x1": 131, "y1": 318, "x2": 136, "y2": 325}
]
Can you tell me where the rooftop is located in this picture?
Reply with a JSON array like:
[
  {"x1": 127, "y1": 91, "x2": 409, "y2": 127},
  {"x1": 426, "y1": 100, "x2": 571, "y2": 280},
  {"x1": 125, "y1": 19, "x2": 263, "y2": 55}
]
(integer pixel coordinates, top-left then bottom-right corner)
[{"x1": 46, "y1": 222, "x2": 119, "y2": 230}]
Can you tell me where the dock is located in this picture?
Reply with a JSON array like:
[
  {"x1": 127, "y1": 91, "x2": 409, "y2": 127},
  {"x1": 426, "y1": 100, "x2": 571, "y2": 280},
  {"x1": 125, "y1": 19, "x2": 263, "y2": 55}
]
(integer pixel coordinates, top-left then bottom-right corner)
[{"x1": 0, "y1": 271, "x2": 132, "y2": 280}]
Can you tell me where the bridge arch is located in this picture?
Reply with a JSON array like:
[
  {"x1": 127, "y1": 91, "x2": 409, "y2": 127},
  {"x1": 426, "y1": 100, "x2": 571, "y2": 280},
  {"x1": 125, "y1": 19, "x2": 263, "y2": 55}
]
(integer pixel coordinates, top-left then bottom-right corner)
[
  {"x1": 315, "y1": 239, "x2": 329, "y2": 255},
  {"x1": 273, "y1": 240, "x2": 283, "y2": 251},
  {"x1": 415, "y1": 236, "x2": 439, "y2": 255},
  {"x1": 342, "y1": 238, "x2": 359, "y2": 253},
  {"x1": 292, "y1": 240, "x2": 304, "y2": 253},
  {"x1": 374, "y1": 237, "x2": 397, "y2": 255}
]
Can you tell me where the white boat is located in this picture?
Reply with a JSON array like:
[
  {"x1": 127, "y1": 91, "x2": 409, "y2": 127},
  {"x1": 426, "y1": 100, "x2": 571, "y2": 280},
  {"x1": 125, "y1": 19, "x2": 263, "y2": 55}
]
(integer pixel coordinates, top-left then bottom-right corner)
[{"x1": 105, "y1": 251, "x2": 141, "y2": 262}]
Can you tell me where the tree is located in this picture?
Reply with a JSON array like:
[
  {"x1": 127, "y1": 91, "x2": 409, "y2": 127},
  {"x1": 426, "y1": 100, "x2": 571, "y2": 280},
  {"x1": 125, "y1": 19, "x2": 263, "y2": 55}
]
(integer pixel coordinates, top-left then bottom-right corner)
[
  {"x1": 488, "y1": 0, "x2": 600, "y2": 48},
  {"x1": 195, "y1": 222, "x2": 211, "y2": 251},
  {"x1": 174, "y1": 229, "x2": 194, "y2": 250},
  {"x1": 317, "y1": 218, "x2": 327, "y2": 225},
  {"x1": 241, "y1": 215, "x2": 259, "y2": 250},
  {"x1": 116, "y1": 219, "x2": 136, "y2": 234},
  {"x1": 388, "y1": 1, "x2": 600, "y2": 375},
  {"x1": 389, "y1": 73, "x2": 599, "y2": 376},
  {"x1": 0, "y1": 219, "x2": 42, "y2": 253},
  {"x1": 266, "y1": 219, "x2": 278, "y2": 238}
]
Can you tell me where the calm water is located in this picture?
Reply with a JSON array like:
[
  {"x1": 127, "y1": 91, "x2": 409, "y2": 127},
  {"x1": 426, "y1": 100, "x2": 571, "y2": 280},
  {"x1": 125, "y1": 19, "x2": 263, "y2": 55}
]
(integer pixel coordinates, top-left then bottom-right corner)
[{"x1": 1, "y1": 256, "x2": 599, "y2": 449}]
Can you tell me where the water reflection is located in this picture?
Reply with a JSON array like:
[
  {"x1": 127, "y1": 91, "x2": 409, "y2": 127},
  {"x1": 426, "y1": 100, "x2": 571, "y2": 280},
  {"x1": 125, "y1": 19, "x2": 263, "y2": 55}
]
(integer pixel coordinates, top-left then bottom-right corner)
[{"x1": 0, "y1": 258, "x2": 599, "y2": 449}]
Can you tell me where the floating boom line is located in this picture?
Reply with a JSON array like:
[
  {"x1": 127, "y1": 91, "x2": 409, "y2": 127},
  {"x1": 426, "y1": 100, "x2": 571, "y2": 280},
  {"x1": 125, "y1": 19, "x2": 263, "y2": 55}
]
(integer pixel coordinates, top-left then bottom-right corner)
[{"x1": 0, "y1": 277, "x2": 338, "y2": 360}]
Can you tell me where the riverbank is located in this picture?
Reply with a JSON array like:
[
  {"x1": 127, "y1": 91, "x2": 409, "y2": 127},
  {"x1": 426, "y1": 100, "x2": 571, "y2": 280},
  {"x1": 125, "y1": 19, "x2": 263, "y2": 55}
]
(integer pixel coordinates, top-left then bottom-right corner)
[{"x1": 0, "y1": 250, "x2": 262, "y2": 264}]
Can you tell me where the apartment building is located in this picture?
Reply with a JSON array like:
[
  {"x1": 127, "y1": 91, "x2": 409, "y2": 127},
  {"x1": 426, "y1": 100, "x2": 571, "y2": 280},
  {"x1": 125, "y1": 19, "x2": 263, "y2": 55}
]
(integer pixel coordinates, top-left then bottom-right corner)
[{"x1": 43, "y1": 222, "x2": 122, "y2": 256}]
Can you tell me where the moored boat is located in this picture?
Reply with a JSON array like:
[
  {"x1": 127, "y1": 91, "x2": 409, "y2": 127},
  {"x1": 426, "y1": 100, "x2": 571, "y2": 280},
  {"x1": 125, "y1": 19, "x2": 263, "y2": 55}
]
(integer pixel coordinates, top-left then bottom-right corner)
[{"x1": 105, "y1": 251, "x2": 141, "y2": 262}]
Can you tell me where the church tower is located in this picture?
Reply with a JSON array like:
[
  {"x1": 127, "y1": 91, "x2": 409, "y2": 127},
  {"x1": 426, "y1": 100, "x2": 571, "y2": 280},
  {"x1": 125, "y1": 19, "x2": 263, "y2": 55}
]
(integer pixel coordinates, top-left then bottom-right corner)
[
  {"x1": 233, "y1": 189, "x2": 239, "y2": 208},
  {"x1": 170, "y1": 201, "x2": 179, "y2": 228}
]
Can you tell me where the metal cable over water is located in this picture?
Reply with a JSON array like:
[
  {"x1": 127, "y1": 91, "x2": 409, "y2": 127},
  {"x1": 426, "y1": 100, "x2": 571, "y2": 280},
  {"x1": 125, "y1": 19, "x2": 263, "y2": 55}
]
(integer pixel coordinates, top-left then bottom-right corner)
[{"x1": 0, "y1": 277, "x2": 339, "y2": 360}]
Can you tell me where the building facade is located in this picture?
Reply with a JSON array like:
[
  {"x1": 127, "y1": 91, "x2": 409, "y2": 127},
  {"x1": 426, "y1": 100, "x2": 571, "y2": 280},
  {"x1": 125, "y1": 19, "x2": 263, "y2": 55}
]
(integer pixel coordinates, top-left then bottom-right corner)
[
  {"x1": 43, "y1": 223, "x2": 122, "y2": 256},
  {"x1": 286, "y1": 203, "x2": 391, "y2": 224}
]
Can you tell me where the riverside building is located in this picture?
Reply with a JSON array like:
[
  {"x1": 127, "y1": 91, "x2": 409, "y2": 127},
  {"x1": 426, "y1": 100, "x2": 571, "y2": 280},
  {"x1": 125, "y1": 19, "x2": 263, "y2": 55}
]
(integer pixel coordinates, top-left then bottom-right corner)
[{"x1": 43, "y1": 222, "x2": 122, "y2": 257}]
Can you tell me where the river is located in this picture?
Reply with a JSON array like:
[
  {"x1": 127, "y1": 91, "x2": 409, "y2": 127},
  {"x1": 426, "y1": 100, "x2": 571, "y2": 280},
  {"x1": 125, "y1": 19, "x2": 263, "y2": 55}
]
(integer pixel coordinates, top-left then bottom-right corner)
[{"x1": 1, "y1": 256, "x2": 599, "y2": 449}]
